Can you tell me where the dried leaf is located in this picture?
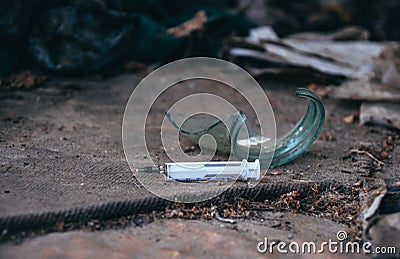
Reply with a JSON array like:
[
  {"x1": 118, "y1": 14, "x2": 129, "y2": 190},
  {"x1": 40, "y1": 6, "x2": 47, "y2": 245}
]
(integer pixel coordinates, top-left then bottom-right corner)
[
  {"x1": 307, "y1": 83, "x2": 329, "y2": 99},
  {"x1": 8, "y1": 71, "x2": 47, "y2": 89},
  {"x1": 166, "y1": 11, "x2": 207, "y2": 38},
  {"x1": 343, "y1": 114, "x2": 355, "y2": 124}
]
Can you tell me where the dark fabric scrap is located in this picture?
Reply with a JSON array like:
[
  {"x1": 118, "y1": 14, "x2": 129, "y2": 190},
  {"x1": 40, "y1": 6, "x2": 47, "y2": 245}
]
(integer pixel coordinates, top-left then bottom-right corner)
[
  {"x1": 28, "y1": 4, "x2": 140, "y2": 74},
  {"x1": 0, "y1": 0, "x2": 255, "y2": 75},
  {"x1": 0, "y1": 0, "x2": 40, "y2": 73}
]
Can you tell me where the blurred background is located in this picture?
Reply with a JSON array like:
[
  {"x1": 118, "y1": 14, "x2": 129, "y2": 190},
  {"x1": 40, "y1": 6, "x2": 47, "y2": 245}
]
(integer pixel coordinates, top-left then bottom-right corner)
[{"x1": 1, "y1": 0, "x2": 399, "y2": 77}]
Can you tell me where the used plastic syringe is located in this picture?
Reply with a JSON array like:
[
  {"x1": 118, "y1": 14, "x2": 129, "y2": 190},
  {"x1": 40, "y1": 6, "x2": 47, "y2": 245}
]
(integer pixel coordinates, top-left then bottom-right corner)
[{"x1": 136, "y1": 159, "x2": 260, "y2": 181}]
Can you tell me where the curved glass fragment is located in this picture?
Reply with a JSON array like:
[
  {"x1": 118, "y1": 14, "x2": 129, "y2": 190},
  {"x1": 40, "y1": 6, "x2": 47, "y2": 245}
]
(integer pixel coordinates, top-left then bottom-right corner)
[{"x1": 166, "y1": 88, "x2": 325, "y2": 168}]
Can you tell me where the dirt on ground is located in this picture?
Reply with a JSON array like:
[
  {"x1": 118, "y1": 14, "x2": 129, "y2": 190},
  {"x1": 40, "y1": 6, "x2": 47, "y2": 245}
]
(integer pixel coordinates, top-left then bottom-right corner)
[{"x1": 0, "y1": 70, "x2": 399, "y2": 257}]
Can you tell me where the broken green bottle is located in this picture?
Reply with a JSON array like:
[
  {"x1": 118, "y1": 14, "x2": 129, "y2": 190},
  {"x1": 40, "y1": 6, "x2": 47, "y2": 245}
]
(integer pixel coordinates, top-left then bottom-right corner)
[{"x1": 166, "y1": 88, "x2": 325, "y2": 168}]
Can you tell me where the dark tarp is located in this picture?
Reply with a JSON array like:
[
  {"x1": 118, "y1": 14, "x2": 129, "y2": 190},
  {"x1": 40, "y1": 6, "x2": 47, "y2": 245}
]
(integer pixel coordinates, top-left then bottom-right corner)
[{"x1": 0, "y1": 0, "x2": 256, "y2": 75}]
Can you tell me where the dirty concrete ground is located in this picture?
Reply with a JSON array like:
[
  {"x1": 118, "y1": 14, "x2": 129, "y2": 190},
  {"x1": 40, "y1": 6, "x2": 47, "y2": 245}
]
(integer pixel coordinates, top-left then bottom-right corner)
[
  {"x1": 0, "y1": 214, "x2": 352, "y2": 259},
  {"x1": 0, "y1": 71, "x2": 399, "y2": 258}
]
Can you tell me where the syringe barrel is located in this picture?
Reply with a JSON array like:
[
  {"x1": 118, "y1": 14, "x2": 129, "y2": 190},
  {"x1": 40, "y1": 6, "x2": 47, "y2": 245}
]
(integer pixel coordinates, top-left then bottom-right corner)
[{"x1": 165, "y1": 159, "x2": 260, "y2": 181}]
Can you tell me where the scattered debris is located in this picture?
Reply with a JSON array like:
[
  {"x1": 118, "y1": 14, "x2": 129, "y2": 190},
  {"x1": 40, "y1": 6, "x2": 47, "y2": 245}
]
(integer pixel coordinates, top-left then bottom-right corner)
[
  {"x1": 213, "y1": 208, "x2": 236, "y2": 224},
  {"x1": 247, "y1": 25, "x2": 279, "y2": 42},
  {"x1": 318, "y1": 132, "x2": 336, "y2": 141},
  {"x1": 269, "y1": 171, "x2": 282, "y2": 176},
  {"x1": 275, "y1": 191, "x2": 301, "y2": 210},
  {"x1": 287, "y1": 26, "x2": 370, "y2": 41},
  {"x1": 360, "y1": 183, "x2": 387, "y2": 222},
  {"x1": 226, "y1": 27, "x2": 389, "y2": 80},
  {"x1": 1, "y1": 71, "x2": 47, "y2": 89},
  {"x1": 264, "y1": 187, "x2": 361, "y2": 227},
  {"x1": 342, "y1": 147, "x2": 387, "y2": 176},
  {"x1": 259, "y1": 0, "x2": 400, "y2": 41},
  {"x1": 349, "y1": 149, "x2": 385, "y2": 167},
  {"x1": 311, "y1": 183, "x2": 319, "y2": 194},
  {"x1": 329, "y1": 43, "x2": 400, "y2": 105},
  {"x1": 307, "y1": 83, "x2": 329, "y2": 99},
  {"x1": 360, "y1": 103, "x2": 400, "y2": 131},
  {"x1": 225, "y1": 26, "x2": 400, "y2": 134},
  {"x1": 343, "y1": 115, "x2": 354, "y2": 124},
  {"x1": 329, "y1": 80, "x2": 400, "y2": 102},
  {"x1": 0, "y1": 183, "x2": 364, "y2": 243}
]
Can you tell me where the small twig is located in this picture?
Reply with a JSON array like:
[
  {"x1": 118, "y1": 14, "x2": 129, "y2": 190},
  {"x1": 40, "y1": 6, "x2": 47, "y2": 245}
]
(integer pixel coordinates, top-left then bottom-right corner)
[
  {"x1": 340, "y1": 168, "x2": 353, "y2": 174},
  {"x1": 292, "y1": 179, "x2": 310, "y2": 183},
  {"x1": 213, "y1": 209, "x2": 236, "y2": 224},
  {"x1": 349, "y1": 149, "x2": 385, "y2": 166}
]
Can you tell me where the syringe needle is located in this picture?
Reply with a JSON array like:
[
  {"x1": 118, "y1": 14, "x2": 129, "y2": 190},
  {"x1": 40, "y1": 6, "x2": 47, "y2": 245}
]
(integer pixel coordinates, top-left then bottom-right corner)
[{"x1": 135, "y1": 166, "x2": 160, "y2": 173}]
